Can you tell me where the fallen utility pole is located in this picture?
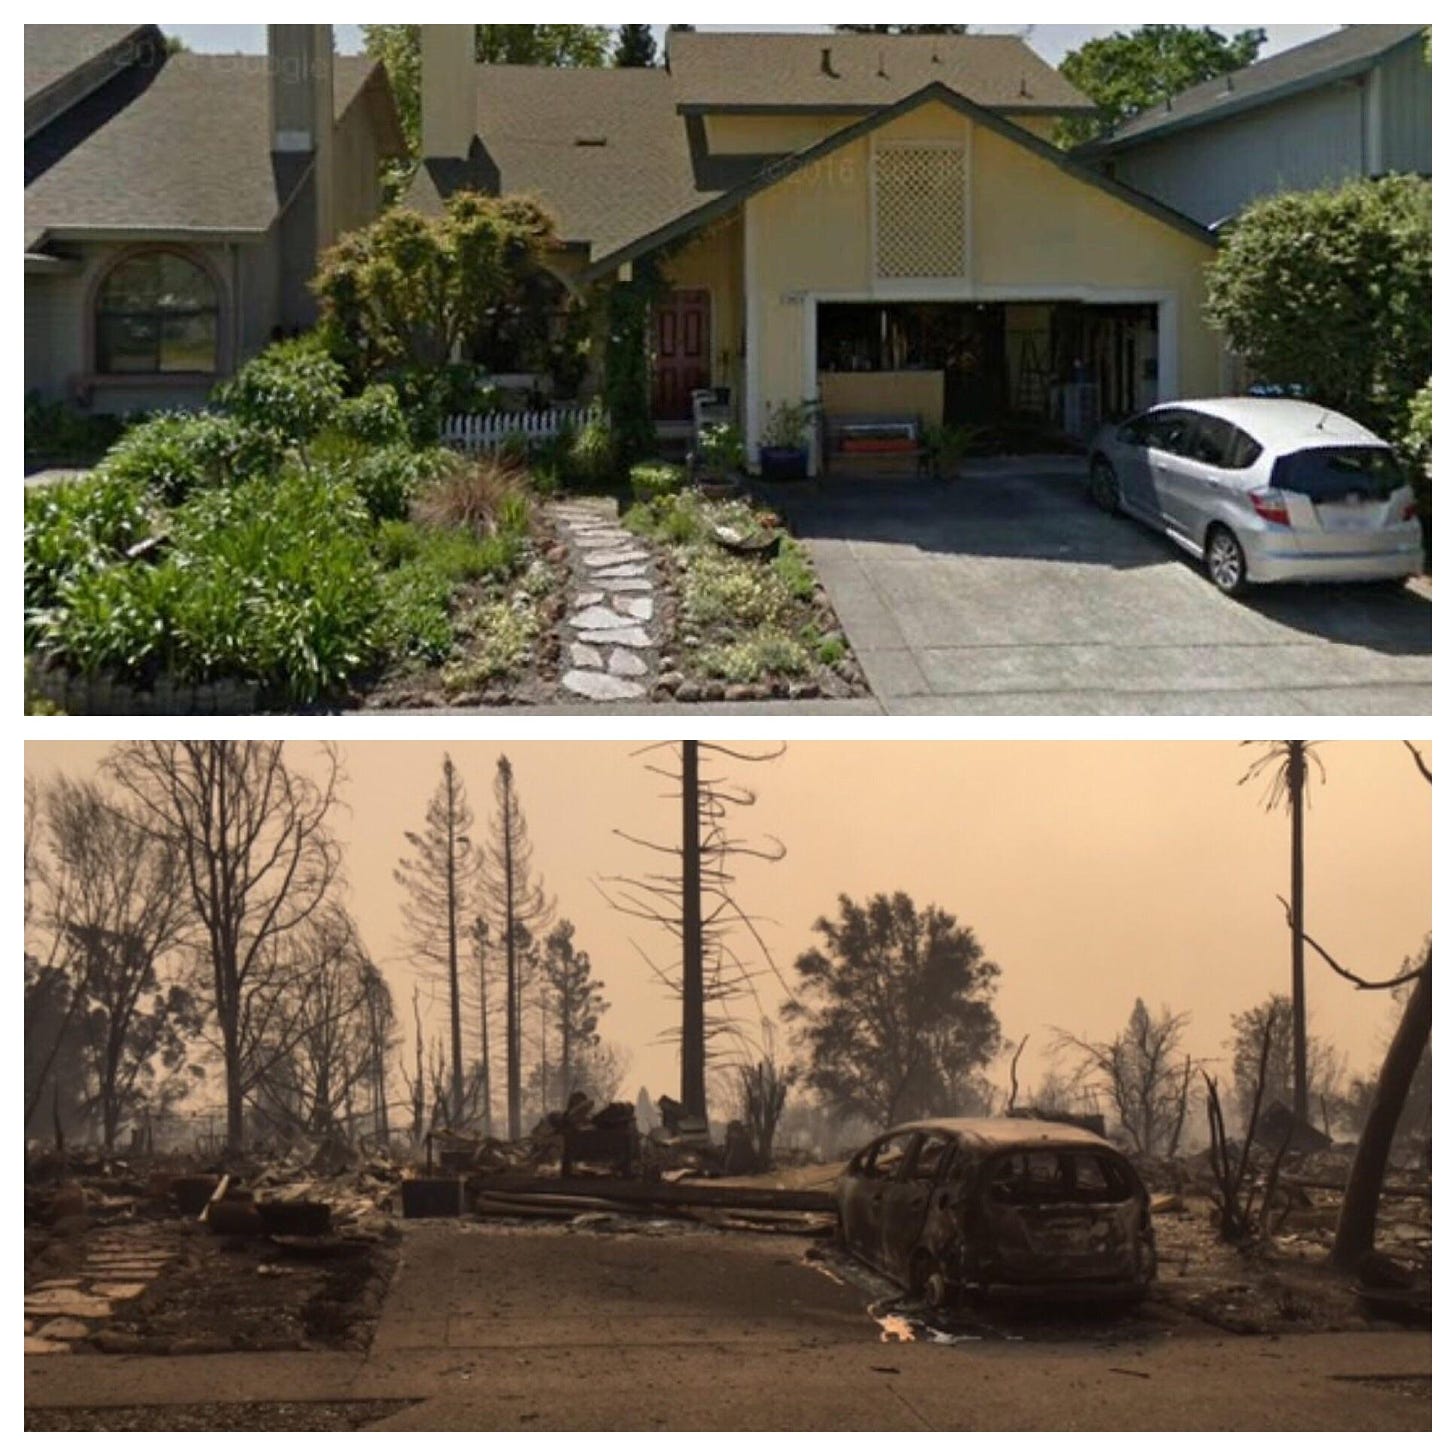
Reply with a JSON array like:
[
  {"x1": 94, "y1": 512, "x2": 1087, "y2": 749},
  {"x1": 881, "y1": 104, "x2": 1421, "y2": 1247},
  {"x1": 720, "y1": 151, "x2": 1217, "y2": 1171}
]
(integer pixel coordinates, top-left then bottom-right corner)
[{"x1": 469, "y1": 1172, "x2": 836, "y2": 1214}]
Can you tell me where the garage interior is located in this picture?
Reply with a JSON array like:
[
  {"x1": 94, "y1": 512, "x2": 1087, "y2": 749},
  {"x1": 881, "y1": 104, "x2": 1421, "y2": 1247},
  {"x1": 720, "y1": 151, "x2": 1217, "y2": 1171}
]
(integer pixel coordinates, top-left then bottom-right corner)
[{"x1": 815, "y1": 300, "x2": 1160, "y2": 472}]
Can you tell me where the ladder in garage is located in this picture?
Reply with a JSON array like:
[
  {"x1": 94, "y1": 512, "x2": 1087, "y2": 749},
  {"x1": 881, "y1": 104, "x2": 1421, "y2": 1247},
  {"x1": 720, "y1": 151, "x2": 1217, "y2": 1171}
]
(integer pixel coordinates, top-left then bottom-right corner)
[{"x1": 1012, "y1": 334, "x2": 1051, "y2": 416}]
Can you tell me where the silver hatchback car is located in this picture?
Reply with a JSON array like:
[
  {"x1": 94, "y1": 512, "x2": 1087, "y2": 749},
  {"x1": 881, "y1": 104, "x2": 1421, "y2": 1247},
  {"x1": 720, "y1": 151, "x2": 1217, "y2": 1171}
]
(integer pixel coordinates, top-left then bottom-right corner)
[{"x1": 1088, "y1": 398, "x2": 1424, "y2": 595}]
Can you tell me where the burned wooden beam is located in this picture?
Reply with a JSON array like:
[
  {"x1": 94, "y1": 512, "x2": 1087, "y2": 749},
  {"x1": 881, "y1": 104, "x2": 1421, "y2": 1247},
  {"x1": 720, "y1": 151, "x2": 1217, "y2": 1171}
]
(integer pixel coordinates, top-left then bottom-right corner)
[{"x1": 468, "y1": 1173, "x2": 836, "y2": 1213}]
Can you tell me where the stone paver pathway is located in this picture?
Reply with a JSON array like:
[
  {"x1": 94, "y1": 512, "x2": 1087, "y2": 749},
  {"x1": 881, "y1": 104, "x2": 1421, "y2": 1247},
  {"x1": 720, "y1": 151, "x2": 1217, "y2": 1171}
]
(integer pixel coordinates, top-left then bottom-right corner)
[
  {"x1": 24, "y1": 1225, "x2": 177, "y2": 1355},
  {"x1": 549, "y1": 499, "x2": 662, "y2": 703}
]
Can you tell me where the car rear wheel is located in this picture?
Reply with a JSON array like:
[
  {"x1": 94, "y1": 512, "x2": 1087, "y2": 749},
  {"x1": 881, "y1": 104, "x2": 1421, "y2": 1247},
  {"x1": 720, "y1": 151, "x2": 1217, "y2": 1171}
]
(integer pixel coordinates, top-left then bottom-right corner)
[
  {"x1": 910, "y1": 1251, "x2": 954, "y2": 1311},
  {"x1": 1205, "y1": 525, "x2": 1247, "y2": 596},
  {"x1": 1090, "y1": 458, "x2": 1121, "y2": 514}
]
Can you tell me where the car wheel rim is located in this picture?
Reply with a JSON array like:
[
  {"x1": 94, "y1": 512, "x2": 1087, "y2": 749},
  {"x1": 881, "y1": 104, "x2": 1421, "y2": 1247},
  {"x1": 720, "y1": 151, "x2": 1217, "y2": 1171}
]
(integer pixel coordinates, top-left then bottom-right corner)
[
  {"x1": 924, "y1": 1270, "x2": 948, "y2": 1309},
  {"x1": 1209, "y1": 536, "x2": 1241, "y2": 588}
]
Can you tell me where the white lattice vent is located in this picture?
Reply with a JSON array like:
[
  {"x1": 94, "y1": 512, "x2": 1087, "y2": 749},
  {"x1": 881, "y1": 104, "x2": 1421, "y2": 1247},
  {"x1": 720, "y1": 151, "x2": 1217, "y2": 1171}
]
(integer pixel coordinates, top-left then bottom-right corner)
[{"x1": 874, "y1": 144, "x2": 966, "y2": 279}]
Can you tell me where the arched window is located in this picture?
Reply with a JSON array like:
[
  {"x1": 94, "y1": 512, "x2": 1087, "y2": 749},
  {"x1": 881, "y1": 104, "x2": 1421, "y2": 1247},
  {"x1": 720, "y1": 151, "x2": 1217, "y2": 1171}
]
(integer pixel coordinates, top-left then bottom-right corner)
[{"x1": 95, "y1": 250, "x2": 219, "y2": 375}]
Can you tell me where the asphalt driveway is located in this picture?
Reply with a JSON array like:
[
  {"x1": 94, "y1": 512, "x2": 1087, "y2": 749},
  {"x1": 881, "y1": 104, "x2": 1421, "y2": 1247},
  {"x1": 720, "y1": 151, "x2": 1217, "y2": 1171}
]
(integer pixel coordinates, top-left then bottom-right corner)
[{"x1": 775, "y1": 457, "x2": 1431, "y2": 715}]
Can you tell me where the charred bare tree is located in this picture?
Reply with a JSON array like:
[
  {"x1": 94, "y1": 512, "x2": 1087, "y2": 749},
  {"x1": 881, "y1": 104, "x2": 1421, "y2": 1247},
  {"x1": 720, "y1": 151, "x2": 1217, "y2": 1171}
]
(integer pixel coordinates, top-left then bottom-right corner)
[
  {"x1": 1241, "y1": 740, "x2": 1324, "y2": 1123},
  {"x1": 469, "y1": 915, "x2": 493, "y2": 1135},
  {"x1": 1331, "y1": 951, "x2": 1431, "y2": 1269},
  {"x1": 105, "y1": 741, "x2": 343, "y2": 1156},
  {"x1": 26, "y1": 775, "x2": 196, "y2": 1145},
  {"x1": 481, "y1": 755, "x2": 553, "y2": 1139},
  {"x1": 395, "y1": 754, "x2": 482, "y2": 1126},
  {"x1": 1202, "y1": 1006, "x2": 1292, "y2": 1242},
  {"x1": 737, "y1": 1052, "x2": 794, "y2": 1169},
  {"x1": 1055, "y1": 1001, "x2": 1194, "y2": 1156},
  {"x1": 600, "y1": 741, "x2": 788, "y2": 1119},
  {"x1": 1273, "y1": 740, "x2": 1431, "y2": 1270}
]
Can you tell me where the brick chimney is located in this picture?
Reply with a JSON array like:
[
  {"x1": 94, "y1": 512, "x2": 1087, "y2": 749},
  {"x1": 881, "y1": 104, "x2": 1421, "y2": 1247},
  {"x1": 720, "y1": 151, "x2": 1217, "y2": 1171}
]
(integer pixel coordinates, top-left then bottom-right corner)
[{"x1": 421, "y1": 24, "x2": 476, "y2": 160}]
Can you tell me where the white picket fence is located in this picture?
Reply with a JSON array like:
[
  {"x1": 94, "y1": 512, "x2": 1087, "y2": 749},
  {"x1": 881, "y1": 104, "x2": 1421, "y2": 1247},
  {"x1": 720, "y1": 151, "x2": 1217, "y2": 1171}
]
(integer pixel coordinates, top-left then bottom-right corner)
[{"x1": 441, "y1": 405, "x2": 605, "y2": 456}]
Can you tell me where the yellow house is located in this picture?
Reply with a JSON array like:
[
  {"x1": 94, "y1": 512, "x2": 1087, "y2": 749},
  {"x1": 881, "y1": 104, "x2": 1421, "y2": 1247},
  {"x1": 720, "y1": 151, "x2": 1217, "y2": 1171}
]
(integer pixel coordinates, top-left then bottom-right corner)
[{"x1": 410, "y1": 28, "x2": 1224, "y2": 474}]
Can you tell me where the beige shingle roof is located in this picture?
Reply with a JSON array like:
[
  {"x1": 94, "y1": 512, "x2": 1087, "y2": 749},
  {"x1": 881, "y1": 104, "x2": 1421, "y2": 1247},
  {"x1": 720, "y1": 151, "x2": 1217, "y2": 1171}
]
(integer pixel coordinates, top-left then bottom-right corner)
[
  {"x1": 26, "y1": 52, "x2": 382, "y2": 247},
  {"x1": 25, "y1": 25, "x2": 149, "y2": 102},
  {"x1": 408, "y1": 64, "x2": 706, "y2": 259},
  {"x1": 665, "y1": 29, "x2": 1092, "y2": 112}
]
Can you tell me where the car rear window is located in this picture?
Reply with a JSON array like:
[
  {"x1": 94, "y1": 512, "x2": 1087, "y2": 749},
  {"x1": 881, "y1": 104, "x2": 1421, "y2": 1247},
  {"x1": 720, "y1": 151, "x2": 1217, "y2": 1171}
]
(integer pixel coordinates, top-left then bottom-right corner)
[
  {"x1": 986, "y1": 1151, "x2": 1132, "y2": 1205},
  {"x1": 1272, "y1": 447, "x2": 1405, "y2": 502}
]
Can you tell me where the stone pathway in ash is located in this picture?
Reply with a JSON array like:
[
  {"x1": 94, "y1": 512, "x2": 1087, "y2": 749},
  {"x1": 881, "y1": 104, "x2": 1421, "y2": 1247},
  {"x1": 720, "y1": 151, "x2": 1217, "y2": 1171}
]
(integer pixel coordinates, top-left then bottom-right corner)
[
  {"x1": 25, "y1": 1225, "x2": 177, "y2": 1355},
  {"x1": 549, "y1": 499, "x2": 661, "y2": 703}
]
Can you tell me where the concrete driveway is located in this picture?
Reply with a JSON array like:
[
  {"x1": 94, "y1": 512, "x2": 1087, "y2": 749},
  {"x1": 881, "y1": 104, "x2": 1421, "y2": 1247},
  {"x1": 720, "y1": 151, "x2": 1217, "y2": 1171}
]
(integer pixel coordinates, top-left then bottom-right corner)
[{"x1": 776, "y1": 458, "x2": 1431, "y2": 715}]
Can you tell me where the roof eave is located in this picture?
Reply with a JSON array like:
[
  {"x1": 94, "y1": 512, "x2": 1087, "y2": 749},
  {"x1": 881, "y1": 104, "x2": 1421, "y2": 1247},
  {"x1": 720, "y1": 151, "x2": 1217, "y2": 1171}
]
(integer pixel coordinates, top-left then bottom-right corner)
[
  {"x1": 678, "y1": 100, "x2": 1097, "y2": 118},
  {"x1": 583, "y1": 80, "x2": 1213, "y2": 282},
  {"x1": 35, "y1": 225, "x2": 269, "y2": 245}
]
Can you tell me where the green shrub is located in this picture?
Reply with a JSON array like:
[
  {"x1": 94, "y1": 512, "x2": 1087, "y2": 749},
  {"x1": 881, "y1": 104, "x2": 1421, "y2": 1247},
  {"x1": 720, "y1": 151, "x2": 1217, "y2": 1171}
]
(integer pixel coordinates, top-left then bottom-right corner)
[
  {"x1": 340, "y1": 442, "x2": 453, "y2": 522},
  {"x1": 25, "y1": 395, "x2": 127, "y2": 461},
  {"x1": 681, "y1": 553, "x2": 792, "y2": 631},
  {"x1": 25, "y1": 472, "x2": 153, "y2": 619},
  {"x1": 97, "y1": 411, "x2": 278, "y2": 506},
  {"x1": 1206, "y1": 175, "x2": 1431, "y2": 438},
  {"x1": 697, "y1": 627, "x2": 811, "y2": 683},
  {"x1": 374, "y1": 562, "x2": 456, "y2": 663},
  {"x1": 772, "y1": 537, "x2": 817, "y2": 600},
  {"x1": 375, "y1": 518, "x2": 423, "y2": 569},
  {"x1": 623, "y1": 489, "x2": 706, "y2": 546},
  {"x1": 496, "y1": 488, "x2": 531, "y2": 539},
  {"x1": 215, "y1": 336, "x2": 346, "y2": 446},
  {"x1": 816, "y1": 633, "x2": 846, "y2": 667},
  {"x1": 46, "y1": 559, "x2": 178, "y2": 673},
  {"x1": 565, "y1": 408, "x2": 616, "y2": 489},
  {"x1": 333, "y1": 383, "x2": 409, "y2": 447},
  {"x1": 629, "y1": 460, "x2": 688, "y2": 501},
  {"x1": 441, "y1": 600, "x2": 539, "y2": 693},
  {"x1": 1404, "y1": 381, "x2": 1432, "y2": 476}
]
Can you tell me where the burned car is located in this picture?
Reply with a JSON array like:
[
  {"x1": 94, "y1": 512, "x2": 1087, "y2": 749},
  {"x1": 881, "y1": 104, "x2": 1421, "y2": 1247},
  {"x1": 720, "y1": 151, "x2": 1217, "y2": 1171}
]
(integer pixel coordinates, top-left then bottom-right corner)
[{"x1": 835, "y1": 1118, "x2": 1156, "y2": 1306}]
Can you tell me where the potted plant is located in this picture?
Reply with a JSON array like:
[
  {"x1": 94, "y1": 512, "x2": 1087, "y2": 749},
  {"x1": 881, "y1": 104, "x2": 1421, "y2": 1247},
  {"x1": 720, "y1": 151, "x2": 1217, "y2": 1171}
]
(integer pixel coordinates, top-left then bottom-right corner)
[
  {"x1": 922, "y1": 423, "x2": 976, "y2": 480},
  {"x1": 692, "y1": 421, "x2": 746, "y2": 497},
  {"x1": 758, "y1": 399, "x2": 818, "y2": 481}
]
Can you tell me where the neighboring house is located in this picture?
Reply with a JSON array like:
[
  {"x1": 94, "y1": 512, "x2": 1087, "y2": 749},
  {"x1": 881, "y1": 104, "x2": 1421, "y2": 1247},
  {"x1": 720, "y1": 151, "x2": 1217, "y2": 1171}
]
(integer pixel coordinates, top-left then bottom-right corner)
[
  {"x1": 1077, "y1": 25, "x2": 1431, "y2": 229},
  {"x1": 407, "y1": 27, "x2": 1227, "y2": 473},
  {"x1": 25, "y1": 24, "x2": 405, "y2": 414}
]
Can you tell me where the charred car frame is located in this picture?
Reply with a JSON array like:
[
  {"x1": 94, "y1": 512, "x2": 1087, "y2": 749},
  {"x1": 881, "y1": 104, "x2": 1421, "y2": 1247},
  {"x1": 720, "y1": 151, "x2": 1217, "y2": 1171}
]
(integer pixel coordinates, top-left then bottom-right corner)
[{"x1": 835, "y1": 1118, "x2": 1157, "y2": 1307}]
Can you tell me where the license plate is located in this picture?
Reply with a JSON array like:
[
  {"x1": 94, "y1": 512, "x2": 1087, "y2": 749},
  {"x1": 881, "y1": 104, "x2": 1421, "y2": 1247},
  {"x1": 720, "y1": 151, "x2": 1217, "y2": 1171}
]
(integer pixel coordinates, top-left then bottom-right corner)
[{"x1": 1317, "y1": 504, "x2": 1382, "y2": 532}]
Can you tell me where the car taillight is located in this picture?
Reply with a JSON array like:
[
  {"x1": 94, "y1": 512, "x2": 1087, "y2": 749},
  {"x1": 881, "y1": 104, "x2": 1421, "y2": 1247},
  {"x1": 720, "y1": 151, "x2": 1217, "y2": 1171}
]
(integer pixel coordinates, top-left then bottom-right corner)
[{"x1": 1251, "y1": 490, "x2": 1290, "y2": 526}]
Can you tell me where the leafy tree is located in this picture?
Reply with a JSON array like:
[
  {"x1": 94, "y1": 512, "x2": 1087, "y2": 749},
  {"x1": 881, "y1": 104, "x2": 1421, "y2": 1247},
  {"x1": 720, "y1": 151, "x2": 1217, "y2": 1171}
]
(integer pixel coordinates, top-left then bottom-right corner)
[
  {"x1": 1058, "y1": 25, "x2": 1264, "y2": 144},
  {"x1": 395, "y1": 754, "x2": 483, "y2": 1127},
  {"x1": 783, "y1": 891, "x2": 1002, "y2": 1125},
  {"x1": 1228, "y1": 994, "x2": 1345, "y2": 1132},
  {"x1": 1205, "y1": 176, "x2": 1431, "y2": 440},
  {"x1": 314, "y1": 191, "x2": 562, "y2": 386},
  {"x1": 1055, "y1": 1000, "x2": 1193, "y2": 1156},
  {"x1": 614, "y1": 25, "x2": 657, "y2": 67}
]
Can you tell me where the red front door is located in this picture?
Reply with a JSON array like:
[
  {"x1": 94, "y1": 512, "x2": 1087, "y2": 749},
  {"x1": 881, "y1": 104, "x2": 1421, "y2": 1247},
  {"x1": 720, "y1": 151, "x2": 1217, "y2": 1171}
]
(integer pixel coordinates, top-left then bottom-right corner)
[{"x1": 652, "y1": 289, "x2": 710, "y2": 420}]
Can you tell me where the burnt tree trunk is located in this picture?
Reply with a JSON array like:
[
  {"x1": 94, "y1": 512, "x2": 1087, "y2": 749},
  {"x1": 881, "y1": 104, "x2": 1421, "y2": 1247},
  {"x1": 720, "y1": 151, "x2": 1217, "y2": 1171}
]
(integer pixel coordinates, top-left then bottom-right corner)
[
  {"x1": 1289, "y1": 740, "x2": 1308, "y2": 1125},
  {"x1": 680, "y1": 740, "x2": 706, "y2": 1121},
  {"x1": 1330, "y1": 957, "x2": 1432, "y2": 1270}
]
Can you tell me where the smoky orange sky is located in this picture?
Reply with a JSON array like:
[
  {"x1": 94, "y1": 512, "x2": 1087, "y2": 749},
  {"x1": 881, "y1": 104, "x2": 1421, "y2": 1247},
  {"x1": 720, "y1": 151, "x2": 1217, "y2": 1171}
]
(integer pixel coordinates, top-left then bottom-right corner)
[{"x1": 25, "y1": 740, "x2": 1431, "y2": 1110}]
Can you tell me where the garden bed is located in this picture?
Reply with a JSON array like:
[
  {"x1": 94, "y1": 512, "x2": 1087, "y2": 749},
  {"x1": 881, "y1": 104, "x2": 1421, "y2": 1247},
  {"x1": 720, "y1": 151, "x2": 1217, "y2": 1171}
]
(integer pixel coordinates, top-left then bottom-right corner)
[{"x1": 23, "y1": 341, "x2": 865, "y2": 714}]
